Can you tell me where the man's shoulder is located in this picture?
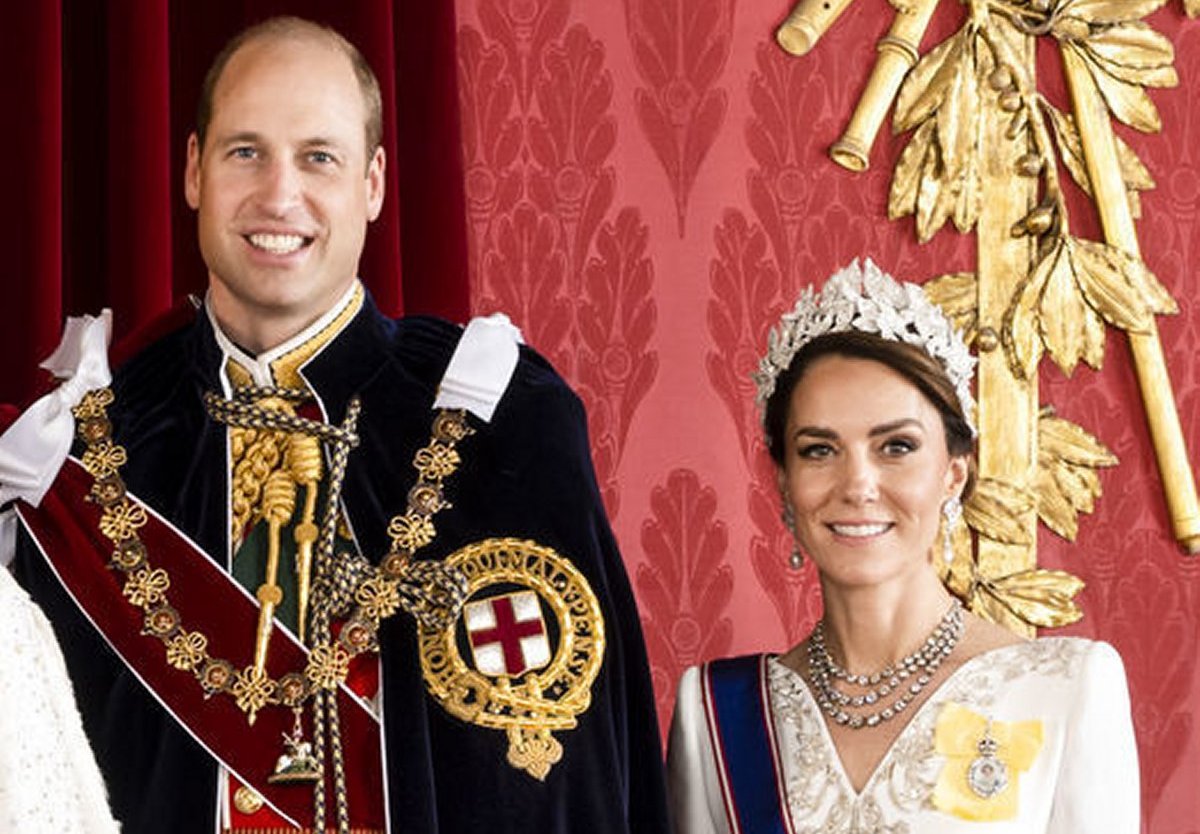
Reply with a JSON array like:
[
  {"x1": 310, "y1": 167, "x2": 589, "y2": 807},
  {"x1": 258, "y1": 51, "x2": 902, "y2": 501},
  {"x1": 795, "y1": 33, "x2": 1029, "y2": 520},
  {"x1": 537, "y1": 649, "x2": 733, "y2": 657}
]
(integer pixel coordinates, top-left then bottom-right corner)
[
  {"x1": 385, "y1": 313, "x2": 575, "y2": 401},
  {"x1": 109, "y1": 306, "x2": 204, "y2": 396}
]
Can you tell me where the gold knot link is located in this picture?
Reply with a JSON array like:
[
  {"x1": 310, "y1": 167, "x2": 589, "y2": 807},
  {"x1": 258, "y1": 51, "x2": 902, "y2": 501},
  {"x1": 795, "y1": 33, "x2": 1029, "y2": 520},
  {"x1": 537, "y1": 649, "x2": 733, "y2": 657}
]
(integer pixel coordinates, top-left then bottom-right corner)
[
  {"x1": 165, "y1": 630, "x2": 209, "y2": 671},
  {"x1": 123, "y1": 567, "x2": 170, "y2": 608},
  {"x1": 81, "y1": 441, "x2": 127, "y2": 479},
  {"x1": 387, "y1": 513, "x2": 437, "y2": 552},
  {"x1": 305, "y1": 644, "x2": 351, "y2": 691},
  {"x1": 232, "y1": 666, "x2": 278, "y2": 721},
  {"x1": 356, "y1": 577, "x2": 401, "y2": 622},
  {"x1": 414, "y1": 444, "x2": 461, "y2": 480},
  {"x1": 99, "y1": 499, "x2": 148, "y2": 543},
  {"x1": 71, "y1": 388, "x2": 114, "y2": 420}
]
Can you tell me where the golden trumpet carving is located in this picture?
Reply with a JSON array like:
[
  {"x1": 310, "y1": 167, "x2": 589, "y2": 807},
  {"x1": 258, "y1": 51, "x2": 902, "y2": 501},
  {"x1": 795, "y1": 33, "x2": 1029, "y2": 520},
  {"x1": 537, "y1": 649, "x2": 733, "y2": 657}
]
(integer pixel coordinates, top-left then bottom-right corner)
[
  {"x1": 1060, "y1": 46, "x2": 1200, "y2": 553},
  {"x1": 776, "y1": 0, "x2": 858, "y2": 57},
  {"x1": 831, "y1": 0, "x2": 940, "y2": 171}
]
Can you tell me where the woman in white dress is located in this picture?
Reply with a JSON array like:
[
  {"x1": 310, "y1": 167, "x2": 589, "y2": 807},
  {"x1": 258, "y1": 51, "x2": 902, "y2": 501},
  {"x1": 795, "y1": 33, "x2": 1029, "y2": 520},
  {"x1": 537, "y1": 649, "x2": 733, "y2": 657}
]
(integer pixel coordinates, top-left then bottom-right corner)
[{"x1": 667, "y1": 260, "x2": 1139, "y2": 834}]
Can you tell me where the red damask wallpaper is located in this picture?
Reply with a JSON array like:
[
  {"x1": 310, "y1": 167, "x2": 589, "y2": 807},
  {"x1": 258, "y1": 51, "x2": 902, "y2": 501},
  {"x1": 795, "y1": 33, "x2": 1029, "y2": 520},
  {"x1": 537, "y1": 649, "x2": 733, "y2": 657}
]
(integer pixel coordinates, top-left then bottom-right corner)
[{"x1": 453, "y1": 1, "x2": 1199, "y2": 830}]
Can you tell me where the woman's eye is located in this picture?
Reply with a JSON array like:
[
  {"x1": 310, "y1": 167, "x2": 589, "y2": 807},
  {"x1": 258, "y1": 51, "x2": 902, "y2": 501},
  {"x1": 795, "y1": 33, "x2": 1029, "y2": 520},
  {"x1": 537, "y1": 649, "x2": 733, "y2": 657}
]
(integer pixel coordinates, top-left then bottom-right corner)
[
  {"x1": 797, "y1": 443, "x2": 834, "y2": 460},
  {"x1": 882, "y1": 437, "x2": 918, "y2": 456}
]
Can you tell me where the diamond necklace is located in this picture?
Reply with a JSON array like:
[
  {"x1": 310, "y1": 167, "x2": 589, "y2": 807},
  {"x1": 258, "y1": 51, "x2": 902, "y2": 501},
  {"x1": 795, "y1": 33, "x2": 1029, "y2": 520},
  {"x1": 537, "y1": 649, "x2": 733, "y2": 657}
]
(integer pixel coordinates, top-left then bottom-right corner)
[{"x1": 807, "y1": 599, "x2": 964, "y2": 729}]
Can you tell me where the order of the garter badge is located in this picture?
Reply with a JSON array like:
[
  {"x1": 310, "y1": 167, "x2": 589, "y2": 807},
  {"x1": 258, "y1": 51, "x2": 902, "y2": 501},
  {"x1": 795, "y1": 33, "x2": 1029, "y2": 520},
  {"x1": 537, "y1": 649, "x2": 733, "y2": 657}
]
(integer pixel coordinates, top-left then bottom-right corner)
[{"x1": 418, "y1": 537, "x2": 605, "y2": 780}]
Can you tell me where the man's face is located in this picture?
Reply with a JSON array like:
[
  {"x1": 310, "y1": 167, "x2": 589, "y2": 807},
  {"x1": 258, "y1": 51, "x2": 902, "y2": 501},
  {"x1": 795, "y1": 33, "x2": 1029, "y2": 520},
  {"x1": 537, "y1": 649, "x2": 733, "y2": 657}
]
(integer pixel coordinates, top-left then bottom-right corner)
[{"x1": 185, "y1": 36, "x2": 384, "y2": 348}]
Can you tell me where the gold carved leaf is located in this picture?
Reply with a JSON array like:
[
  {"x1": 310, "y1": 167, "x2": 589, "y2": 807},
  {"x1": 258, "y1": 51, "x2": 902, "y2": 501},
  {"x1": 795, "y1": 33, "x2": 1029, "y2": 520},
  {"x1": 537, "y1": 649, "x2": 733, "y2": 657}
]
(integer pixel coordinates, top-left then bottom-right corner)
[
  {"x1": 1188, "y1": 0, "x2": 1200, "y2": 18},
  {"x1": 1038, "y1": 237, "x2": 1102, "y2": 375},
  {"x1": 1044, "y1": 104, "x2": 1092, "y2": 195},
  {"x1": 1036, "y1": 411, "x2": 1117, "y2": 539},
  {"x1": 1067, "y1": 43, "x2": 1161, "y2": 133},
  {"x1": 1069, "y1": 238, "x2": 1171, "y2": 332},
  {"x1": 1084, "y1": 23, "x2": 1177, "y2": 88},
  {"x1": 895, "y1": 31, "x2": 965, "y2": 133},
  {"x1": 1002, "y1": 241, "x2": 1060, "y2": 379},
  {"x1": 916, "y1": 141, "x2": 955, "y2": 243},
  {"x1": 965, "y1": 478, "x2": 1035, "y2": 546},
  {"x1": 1116, "y1": 134, "x2": 1156, "y2": 191},
  {"x1": 1057, "y1": 0, "x2": 1170, "y2": 23},
  {"x1": 936, "y1": 35, "x2": 978, "y2": 186},
  {"x1": 1043, "y1": 103, "x2": 1153, "y2": 217},
  {"x1": 889, "y1": 121, "x2": 935, "y2": 220},
  {"x1": 1035, "y1": 466, "x2": 1080, "y2": 539},
  {"x1": 979, "y1": 569, "x2": 1086, "y2": 628},
  {"x1": 924, "y1": 272, "x2": 978, "y2": 345}
]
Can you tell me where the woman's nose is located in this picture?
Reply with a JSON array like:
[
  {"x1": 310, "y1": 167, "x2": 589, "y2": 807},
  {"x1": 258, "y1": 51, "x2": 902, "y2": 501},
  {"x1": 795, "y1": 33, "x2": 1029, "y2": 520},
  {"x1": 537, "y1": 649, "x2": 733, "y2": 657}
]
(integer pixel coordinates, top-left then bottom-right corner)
[{"x1": 840, "y1": 451, "x2": 880, "y2": 505}]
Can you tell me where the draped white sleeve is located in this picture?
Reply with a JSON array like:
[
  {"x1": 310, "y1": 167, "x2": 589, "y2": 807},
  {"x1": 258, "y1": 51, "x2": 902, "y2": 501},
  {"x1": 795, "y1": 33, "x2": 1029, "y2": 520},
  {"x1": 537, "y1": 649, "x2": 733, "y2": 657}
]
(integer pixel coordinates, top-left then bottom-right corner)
[
  {"x1": 1045, "y1": 641, "x2": 1140, "y2": 833},
  {"x1": 0, "y1": 568, "x2": 120, "y2": 833},
  {"x1": 667, "y1": 666, "x2": 733, "y2": 834}
]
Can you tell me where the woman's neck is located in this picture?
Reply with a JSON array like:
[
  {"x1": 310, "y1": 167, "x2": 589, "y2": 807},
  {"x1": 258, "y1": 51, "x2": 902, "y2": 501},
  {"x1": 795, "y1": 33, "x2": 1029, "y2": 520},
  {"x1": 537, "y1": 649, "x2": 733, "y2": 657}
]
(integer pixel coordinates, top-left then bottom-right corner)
[{"x1": 816, "y1": 578, "x2": 956, "y2": 674}]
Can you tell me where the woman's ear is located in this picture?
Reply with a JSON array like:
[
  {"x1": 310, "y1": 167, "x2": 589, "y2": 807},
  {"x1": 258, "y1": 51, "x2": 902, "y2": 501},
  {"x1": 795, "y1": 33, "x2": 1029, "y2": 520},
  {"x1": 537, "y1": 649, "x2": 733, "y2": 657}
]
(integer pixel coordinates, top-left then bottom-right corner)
[{"x1": 944, "y1": 454, "x2": 969, "y2": 502}]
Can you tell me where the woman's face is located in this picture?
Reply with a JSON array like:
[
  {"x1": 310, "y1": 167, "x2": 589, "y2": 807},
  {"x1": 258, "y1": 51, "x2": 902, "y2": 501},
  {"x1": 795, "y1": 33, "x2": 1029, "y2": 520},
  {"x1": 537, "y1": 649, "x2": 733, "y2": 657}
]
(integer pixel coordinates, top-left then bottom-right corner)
[{"x1": 779, "y1": 354, "x2": 967, "y2": 591}]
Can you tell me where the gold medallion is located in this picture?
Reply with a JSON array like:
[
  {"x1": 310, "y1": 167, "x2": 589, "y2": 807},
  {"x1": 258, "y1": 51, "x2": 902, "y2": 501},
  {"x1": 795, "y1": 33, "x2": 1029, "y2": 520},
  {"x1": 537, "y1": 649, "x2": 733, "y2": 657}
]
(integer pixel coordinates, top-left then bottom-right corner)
[{"x1": 418, "y1": 538, "x2": 605, "y2": 780}]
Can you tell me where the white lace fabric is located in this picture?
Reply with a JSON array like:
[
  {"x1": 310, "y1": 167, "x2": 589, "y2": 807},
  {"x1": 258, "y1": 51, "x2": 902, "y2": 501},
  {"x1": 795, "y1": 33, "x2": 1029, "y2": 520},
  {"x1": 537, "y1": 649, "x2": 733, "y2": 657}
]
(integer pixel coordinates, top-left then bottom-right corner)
[{"x1": 0, "y1": 568, "x2": 120, "y2": 833}]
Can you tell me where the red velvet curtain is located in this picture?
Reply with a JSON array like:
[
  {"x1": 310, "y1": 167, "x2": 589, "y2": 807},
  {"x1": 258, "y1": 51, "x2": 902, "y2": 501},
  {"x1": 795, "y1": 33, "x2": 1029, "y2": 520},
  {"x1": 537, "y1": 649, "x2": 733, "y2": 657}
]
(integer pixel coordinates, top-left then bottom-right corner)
[{"x1": 0, "y1": 1, "x2": 470, "y2": 405}]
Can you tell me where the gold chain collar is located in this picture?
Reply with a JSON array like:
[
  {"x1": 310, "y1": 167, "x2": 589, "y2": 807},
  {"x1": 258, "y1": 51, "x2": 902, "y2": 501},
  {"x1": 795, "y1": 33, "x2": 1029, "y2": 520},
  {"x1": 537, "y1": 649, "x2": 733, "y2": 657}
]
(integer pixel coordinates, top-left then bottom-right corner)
[{"x1": 72, "y1": 387, "x2": 473, "y2": 721}]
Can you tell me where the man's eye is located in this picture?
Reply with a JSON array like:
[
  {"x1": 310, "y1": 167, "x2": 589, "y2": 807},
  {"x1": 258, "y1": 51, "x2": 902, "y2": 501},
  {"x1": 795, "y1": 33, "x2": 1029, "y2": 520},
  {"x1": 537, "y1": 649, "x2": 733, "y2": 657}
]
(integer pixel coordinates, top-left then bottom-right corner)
[
  {"x1": 231, "y1": 146, "x2": 256, "y2": 160},
  {"x1": 309, "y1": 150, "x2": 335, "y2": 164}
]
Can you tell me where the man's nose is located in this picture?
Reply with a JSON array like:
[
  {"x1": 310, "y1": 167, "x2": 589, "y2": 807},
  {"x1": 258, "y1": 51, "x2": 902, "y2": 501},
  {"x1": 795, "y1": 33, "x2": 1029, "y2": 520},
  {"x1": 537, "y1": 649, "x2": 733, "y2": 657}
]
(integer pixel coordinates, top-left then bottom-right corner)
[{"x1": 256, "y1": 160, "x2": 303, "y2": 215}]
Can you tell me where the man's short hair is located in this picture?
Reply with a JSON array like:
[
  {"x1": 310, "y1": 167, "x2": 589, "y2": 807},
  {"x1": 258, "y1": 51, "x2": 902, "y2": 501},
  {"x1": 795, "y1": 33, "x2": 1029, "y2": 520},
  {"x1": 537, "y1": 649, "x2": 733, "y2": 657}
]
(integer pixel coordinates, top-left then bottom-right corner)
[{"x1": 195, "y1": 16, "x2": 383, "y2": 161}]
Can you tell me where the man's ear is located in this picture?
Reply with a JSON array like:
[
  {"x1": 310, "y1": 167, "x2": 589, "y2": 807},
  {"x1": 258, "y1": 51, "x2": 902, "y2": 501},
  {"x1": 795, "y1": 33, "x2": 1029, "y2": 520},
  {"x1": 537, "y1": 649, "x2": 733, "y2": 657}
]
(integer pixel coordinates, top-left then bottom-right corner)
[
  {"x1": 365, "y1": 145, "x2": 385, "y2": 221},
  {"x1": 185, "y1": 133, "x2": 202, "y2": 210}
]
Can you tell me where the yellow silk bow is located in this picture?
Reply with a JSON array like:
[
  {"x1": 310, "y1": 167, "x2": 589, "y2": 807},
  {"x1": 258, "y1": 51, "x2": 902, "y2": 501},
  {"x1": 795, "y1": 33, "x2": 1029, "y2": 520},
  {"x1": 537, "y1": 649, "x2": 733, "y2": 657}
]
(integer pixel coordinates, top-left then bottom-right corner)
[{"x1": 932, "y1": 702, "x2": 1043, "y2": 822}]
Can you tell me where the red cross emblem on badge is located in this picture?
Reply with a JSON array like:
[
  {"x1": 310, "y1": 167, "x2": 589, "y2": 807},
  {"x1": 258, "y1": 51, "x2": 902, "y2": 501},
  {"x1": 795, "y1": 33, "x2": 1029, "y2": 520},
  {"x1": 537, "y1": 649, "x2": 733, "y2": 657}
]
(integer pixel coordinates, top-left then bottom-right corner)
[{"x1": 464, "y1": 590, "x2": 551, "y2": 678}]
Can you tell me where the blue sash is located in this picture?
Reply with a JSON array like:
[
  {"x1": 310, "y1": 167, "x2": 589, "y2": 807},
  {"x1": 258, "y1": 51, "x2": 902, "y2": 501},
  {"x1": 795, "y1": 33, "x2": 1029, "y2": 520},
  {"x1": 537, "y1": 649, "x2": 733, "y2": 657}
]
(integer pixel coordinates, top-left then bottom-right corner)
[{"x1": 704, "y1": 655, "x2": 792, "y2": 834}]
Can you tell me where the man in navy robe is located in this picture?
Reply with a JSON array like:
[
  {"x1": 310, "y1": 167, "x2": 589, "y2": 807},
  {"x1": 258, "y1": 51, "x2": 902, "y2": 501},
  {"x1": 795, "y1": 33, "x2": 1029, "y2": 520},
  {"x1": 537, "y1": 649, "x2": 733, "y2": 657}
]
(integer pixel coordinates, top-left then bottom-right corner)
[{"x1": 14, "y1": 16, "x2": 668, "y2": 834}]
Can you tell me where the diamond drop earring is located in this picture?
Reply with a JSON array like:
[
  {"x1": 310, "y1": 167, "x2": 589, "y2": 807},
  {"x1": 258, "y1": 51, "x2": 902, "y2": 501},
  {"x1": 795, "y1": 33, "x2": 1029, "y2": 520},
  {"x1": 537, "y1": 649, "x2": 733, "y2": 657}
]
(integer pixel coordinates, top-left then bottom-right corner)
[
  {"x1": 782, "y1": 503, "x2": 803, "y2": 569},
  {"x1": 942, "y1": 496, "x2": 962, "y2": 567}
]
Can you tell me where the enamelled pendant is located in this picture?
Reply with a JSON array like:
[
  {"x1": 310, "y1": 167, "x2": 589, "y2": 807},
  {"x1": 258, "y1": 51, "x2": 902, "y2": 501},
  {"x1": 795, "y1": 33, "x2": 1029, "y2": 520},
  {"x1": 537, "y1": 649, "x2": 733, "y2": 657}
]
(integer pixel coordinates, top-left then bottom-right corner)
[{"x1": 966, "y1": 721, "x2": 1008, "y2": 798}]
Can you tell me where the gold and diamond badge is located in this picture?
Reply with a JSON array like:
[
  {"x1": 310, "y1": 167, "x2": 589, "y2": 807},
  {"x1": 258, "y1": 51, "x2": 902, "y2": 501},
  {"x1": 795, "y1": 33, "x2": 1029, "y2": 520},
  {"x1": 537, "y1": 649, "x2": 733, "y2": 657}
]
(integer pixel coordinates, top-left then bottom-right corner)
[{"x1": 418, "y1": 538, "x2": 605, "y2": 780}]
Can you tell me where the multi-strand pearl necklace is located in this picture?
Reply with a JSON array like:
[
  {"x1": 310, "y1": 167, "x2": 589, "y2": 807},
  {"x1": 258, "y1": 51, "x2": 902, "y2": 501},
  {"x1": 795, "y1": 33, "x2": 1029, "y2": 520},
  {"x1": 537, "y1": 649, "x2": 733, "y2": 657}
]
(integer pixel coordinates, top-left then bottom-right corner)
[{"x1": 807, "y1": 600, "x2": 964, "y2": 730}]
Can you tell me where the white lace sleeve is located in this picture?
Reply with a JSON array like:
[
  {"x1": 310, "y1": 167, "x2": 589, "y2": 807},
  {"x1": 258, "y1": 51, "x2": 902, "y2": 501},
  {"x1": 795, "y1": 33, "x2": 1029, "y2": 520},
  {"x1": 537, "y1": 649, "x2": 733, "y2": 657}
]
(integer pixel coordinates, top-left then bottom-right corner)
[
  {"x1": 666, "y1": 666, "x2": 731, "y2": 834},
  {"x1": 1046, "y1": 640, "x2": 1140, "y2": 833},
  {"x1": 0, "y1": 567, "x2": 120, "y2": 834}
]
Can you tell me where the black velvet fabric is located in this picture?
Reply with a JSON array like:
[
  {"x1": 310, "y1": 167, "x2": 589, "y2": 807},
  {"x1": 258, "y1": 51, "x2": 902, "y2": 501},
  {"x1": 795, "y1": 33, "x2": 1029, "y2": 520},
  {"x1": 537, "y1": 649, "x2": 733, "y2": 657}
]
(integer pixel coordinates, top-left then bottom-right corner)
[{"x1": 16, "y1": 297, "x2": 670, "y2": 834}]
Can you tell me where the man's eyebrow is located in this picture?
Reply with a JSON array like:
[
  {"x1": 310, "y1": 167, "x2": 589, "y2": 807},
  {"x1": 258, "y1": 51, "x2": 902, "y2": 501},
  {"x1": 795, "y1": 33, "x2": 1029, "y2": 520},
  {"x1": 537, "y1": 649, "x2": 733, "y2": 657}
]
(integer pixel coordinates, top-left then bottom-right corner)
[{"x1": 210, "y1": 131, "x2": 262, "y2": 148}]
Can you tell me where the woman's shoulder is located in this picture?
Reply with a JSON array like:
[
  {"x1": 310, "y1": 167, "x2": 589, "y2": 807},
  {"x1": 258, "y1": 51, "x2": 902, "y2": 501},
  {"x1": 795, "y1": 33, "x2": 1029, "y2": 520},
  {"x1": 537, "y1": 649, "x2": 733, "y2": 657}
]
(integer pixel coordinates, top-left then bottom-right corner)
[{"x1": 959, "y1": 634, "x2": 1127, "y2": 689}]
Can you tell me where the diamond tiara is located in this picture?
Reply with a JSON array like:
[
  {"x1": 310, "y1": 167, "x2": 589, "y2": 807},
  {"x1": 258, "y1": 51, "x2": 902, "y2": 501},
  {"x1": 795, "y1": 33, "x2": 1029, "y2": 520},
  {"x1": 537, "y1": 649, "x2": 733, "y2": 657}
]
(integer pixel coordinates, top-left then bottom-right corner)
[{"x1": 753, "y1": 258, "x2": 977, "y2": 434}]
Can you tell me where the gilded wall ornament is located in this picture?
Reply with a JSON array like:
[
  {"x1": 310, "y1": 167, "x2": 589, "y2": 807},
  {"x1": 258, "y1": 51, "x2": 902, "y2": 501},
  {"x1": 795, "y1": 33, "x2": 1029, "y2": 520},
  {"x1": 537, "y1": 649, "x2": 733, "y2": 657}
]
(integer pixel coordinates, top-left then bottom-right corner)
[{"x1": 777, "y1": 0, "x2": 1198, "y2": 632}]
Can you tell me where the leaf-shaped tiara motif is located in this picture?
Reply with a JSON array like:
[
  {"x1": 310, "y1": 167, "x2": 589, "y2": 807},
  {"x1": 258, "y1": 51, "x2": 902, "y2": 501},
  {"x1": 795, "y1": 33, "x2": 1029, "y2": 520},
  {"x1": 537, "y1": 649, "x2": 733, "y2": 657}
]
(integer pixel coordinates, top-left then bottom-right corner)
[{"x1": 754, "y1": 258, "x2": 977, "y2": 434}]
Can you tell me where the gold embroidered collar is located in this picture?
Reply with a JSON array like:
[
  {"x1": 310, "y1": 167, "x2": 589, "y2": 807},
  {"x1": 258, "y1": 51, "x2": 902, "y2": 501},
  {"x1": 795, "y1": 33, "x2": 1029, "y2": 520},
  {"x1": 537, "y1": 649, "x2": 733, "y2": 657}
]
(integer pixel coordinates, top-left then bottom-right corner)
[{"x1": 212, "y1": 282, "x2": 365, "y2": 391}]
